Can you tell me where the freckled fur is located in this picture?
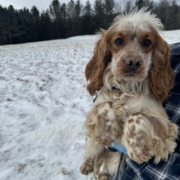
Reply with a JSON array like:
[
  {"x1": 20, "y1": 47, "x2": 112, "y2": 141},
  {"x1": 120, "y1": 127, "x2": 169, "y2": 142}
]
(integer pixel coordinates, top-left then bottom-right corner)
[{"x1": 80, "y1": 8, "x2": 178, "y2": 179}]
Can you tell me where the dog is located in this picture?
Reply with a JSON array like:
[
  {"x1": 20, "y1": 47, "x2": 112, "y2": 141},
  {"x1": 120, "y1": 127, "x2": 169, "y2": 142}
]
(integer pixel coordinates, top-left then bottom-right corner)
[{"x1": 80, "y1": 9, "x2": 179, "y2": 180}]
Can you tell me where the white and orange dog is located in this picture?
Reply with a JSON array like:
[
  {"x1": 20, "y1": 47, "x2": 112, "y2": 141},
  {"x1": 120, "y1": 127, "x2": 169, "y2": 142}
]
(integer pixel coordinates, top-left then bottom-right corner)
[{"x1": 80, "y1": 9, "x2": 179, "y2": 180}]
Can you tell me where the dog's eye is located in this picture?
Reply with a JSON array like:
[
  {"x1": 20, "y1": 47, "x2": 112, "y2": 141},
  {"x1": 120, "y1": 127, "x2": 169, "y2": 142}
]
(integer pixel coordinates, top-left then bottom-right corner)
[
  {"x1": 115, "y1": 38, "x2": 123, "y2": 46},
  {"x1": 142, "y1": 39, "x2": 151, "y2": 47}
]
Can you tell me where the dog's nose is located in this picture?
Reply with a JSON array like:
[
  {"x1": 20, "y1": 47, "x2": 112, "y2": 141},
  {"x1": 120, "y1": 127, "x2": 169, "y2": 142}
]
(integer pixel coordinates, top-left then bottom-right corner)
[{"x1": 126, "y1": 57, "x2": 142, "y2": 71}]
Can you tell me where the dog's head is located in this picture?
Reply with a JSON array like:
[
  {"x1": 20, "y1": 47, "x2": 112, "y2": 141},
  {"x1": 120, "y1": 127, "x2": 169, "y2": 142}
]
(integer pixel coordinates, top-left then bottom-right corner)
[{"x1": 85, "y1": 9, "x2": 174, "y2": 102}]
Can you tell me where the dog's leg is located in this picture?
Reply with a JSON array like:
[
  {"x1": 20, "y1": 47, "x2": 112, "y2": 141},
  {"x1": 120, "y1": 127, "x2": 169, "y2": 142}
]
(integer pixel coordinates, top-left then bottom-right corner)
[
  {"x1": 80, "y1": 157, "x2": 94, "y2": 175},
  {"x1": 122, "y1": 113, "x2": 178, "y2": 164},
  {"x1": 98, "y1": 167, "x2": 111, "y2": 180},
  {"x1": 81, "y1": 101, "x2": 121, "y2": 176},
  {"x1": 113, "y1": 95, "x2": 155, "y2": 163},
  {"x1": 98, "y1": 151, "x2": 120, "y2": 180},
  {"x1": 80, "y1": 138, "x2": 104, "y2": 175},
  {"x1": 122, "y1": 113, "x2": 154, "y2": 164},
  {"x1": 93, "y1": 102, "x2": 123, "y2": 146},
  {"x1": 93, "y1": 148, "x2": 109, "y2": 180},
  {"x1": 144, "y1": 114, "x2": 178, "y2": 163}
]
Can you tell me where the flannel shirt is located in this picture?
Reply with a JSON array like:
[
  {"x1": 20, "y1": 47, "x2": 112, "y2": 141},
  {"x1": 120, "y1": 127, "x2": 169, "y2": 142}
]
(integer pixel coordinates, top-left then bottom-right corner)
[{"x1": 113, "y1": 43, "x2": 180, "y2": 180}]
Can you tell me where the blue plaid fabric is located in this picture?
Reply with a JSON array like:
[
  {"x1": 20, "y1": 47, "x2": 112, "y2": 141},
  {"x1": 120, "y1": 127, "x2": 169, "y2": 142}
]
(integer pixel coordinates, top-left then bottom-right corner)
[{"x1": 113, "y1": 43, "x2": 180, "y2": 180}]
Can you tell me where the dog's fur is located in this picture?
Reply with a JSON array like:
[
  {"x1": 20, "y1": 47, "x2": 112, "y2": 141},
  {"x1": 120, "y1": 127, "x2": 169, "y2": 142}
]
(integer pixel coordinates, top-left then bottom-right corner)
[{"x1": 80, "y1": 9, "x2": 179, "y2": 180}]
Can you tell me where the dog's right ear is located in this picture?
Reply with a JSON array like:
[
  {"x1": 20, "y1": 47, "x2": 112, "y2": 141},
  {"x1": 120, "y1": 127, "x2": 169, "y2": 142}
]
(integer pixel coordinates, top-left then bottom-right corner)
[
  {"x1": 85, "y1": 29, "x2": 111, "y2": 96},
  {"x1": 148, "y1": 30, "x2": 174, "y2": 102}
]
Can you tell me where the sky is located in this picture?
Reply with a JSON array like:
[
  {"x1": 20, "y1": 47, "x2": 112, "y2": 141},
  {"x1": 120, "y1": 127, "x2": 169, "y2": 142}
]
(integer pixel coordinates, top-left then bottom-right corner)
[
  {"x1": 0, "y1": 0, "x2": 162, "y2": 12},
  {"x1": 0, "y1": 0, "x2": 94, "y2": 11}
]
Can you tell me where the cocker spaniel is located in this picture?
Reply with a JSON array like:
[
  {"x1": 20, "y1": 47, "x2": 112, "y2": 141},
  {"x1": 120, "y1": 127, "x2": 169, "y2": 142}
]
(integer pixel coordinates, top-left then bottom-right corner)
[{"x1": 80, "y1": 9, "x2": 179, "y2": 180}]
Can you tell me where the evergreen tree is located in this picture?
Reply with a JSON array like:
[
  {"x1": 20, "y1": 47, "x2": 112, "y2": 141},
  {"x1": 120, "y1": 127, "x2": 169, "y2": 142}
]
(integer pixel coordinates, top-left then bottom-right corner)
[
  {"x1": 125, "y1": 1, "x2": 133, "y2": 13},
  {"x1": 75, "y1": 0, "x2": 82, "y2": 17},
  {"x1": 0, "y1": 6, "x2": 8, "y2": 44},
  {"x1": 38, "y1": 10, "x2": 52, "y2": 41},
  {"x1": 168, "y1": 0, "x2": 180, "y2": 30},
  {"x1": 135, "y1": 0, "x2": 154, "y2": 11},
  {"x1": 16, "y1": 8, "x2": 32, "y2": 43},
  {"x1": 30, "y1": 6, "x2": 40, "y2": 41},
  {"x1": 135, "y1": 0, "x2": 144, "y2": 9},
  {"x1": 83, "y1": 0, "x2": 92, "y2": 16},
  {"x1": 94, "y1": 0, "x2": 105, "y2": 29},
  {"x1": 0, "y1": 0, "x2": 179, "y2": 45},
  {"x1": 94, "y1": 0, "x2": 105, "y2": 17},
  {"x1": 66, "y1": 0, "x2": 75, "y2": 36},
  {"x1": 66, "y1": 0, "x2": 83, "y2": 36},
  {"x1": 60, "y1": 3, "x2": 67, "y2": 38},
  {"x1": 156, "y1": 0, "x2": 170, "y2": 29},
  {"x1": 49, "y1": 0, "x2": 61, "y2": 38},
  {"x1": 82, "y1": 0, "x2": 94, "y2": 35},
  {"x1": 103, "y1": 0, "x2": 115, "y2": 28},
  {"x1": 5, "y1": 5, "x2": 20, "y2": 44},
  {"x1": 104, "y1": 0, "x2": 115, "y2": 15}
]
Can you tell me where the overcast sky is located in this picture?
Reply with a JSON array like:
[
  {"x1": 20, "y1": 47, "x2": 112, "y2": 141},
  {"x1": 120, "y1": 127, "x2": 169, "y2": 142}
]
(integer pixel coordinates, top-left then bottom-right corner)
[
  {"x1": 0, "y1": 0, "x2": 94, "y2": 11},
  {"x1": 0, "y1": 0, "x2": 162, "y2": 12}
]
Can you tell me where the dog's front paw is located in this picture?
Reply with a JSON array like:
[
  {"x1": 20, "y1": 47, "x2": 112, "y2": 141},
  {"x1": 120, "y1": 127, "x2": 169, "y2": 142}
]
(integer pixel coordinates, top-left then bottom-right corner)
[
  {"x1": 127, "y1": 143, "x2": 153, "y2": 164},
  {"x1": 152, "y1": 122, "x2": 178, "y2": 163},
  {"x1": 98, "y1": 173, "x2": 111, "y2": 180},
  {"x1": 80, "y1": 158, "x2": 94, "y2": 175},
  {"x1": 122, "y1": 114, "x2": 154, "y2": 164},
  {"x1": 94, "y1": 102, "x2": 121, "y2": 146}
]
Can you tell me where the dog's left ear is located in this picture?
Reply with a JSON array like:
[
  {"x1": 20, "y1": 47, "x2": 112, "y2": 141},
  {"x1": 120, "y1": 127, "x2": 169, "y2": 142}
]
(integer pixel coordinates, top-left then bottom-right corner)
[
  {"x1": 148, "y1": 34, "x2": 175, "y2": 102},
  {"x1": 85, "y1": 29, "x2": 111, "y2": 96}
]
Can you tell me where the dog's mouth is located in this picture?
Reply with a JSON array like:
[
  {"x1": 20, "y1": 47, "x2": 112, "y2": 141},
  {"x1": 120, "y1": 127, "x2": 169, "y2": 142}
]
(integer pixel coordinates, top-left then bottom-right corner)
[
  {"x1": 113, "y1": 71, "x2": 140, "y2": 81},
  {"x1": 119, "y1": 72, "x2": 145, "y2": 82},
  {"x1": 124, "y1": 72, "x2": 135, "y2": 76},
  {"x1": 123, "y1": 71, "x2": 140, "y2": 78},
  {"x1": 112, "y1": 65, "x2": 147, "y2": 82}
]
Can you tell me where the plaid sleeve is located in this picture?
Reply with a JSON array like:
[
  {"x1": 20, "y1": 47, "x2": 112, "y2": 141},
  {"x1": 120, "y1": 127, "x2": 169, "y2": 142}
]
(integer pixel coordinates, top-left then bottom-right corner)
[
  {"x1": 113, "y1": 43, "x2": 180, "y2": 180},
  {"x1": 124, "y1": 153, "x2": 180, "y2": 180}
]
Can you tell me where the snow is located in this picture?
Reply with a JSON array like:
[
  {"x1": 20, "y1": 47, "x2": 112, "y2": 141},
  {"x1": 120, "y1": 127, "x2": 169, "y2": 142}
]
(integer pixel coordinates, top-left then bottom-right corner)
[{"x1": 0, "y1": 30, "x2": 180, "y2": 180}]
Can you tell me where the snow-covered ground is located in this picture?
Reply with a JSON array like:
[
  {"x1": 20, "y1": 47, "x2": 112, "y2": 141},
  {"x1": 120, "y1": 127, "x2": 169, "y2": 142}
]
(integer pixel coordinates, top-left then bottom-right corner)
[{"x1": 0, "y1": 30, "x2": 180, "y2": 180}]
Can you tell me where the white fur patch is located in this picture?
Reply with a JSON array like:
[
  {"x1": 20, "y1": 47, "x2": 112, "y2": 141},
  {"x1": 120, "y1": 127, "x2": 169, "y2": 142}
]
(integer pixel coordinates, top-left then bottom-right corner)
[{"x1": 113, "y1": 8, "x2": 163, "y2": 32}]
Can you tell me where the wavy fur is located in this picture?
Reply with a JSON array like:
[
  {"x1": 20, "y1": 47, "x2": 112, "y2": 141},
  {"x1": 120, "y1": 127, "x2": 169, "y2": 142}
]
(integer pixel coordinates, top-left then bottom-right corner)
[{"x1": 81, "y1": 9, "x2": 178, "y2": 180}]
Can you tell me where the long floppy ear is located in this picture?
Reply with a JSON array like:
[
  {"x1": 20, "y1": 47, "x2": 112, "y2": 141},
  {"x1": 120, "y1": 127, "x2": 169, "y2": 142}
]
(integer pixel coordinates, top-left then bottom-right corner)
[
  {"x1": 148, "y1": 34, "x2": 175, "y2": 102},
  {"x1": 85, "y1": 29, "x2": 111, "y2": 96}
]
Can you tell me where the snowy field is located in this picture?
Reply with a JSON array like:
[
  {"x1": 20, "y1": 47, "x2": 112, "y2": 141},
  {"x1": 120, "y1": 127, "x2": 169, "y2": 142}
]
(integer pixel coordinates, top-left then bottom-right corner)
[{"x1": 0, "y1": 30, "x2": 180, "y2": 180}]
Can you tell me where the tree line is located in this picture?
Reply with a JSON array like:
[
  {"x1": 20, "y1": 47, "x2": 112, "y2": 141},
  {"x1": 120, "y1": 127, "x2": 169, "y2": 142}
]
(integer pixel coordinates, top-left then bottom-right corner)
[{"x1": 0, "y1": 0, "x2": 180, "y2": 45}]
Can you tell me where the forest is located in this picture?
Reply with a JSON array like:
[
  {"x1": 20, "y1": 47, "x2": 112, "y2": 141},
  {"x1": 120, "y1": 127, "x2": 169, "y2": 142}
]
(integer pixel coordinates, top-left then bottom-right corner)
[{"x1": 0, "y1": 0, "x2": 180, "y2": 45}]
